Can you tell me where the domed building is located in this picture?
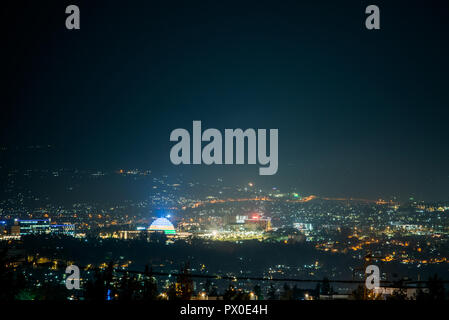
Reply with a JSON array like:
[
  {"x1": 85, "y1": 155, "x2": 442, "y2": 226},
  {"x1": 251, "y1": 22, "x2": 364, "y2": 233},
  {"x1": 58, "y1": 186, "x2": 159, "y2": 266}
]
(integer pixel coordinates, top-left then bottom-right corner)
[{"x1": 148, "y1": 217, "x2": 176, "y2": 235}]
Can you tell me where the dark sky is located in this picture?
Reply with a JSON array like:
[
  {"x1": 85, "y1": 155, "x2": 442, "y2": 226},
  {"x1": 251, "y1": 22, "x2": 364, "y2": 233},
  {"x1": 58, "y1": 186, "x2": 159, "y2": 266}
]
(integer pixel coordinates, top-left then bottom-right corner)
[{"x1": 1, "y1": 0, "x2": 449, "y2": 201}]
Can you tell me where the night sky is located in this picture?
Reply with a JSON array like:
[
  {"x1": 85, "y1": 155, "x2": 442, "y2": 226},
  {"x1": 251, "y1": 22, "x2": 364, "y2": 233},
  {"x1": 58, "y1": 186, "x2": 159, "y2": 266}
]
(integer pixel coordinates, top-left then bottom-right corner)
[{"x1": 2, "y1": 0, "x2": 449, "y2": 201}]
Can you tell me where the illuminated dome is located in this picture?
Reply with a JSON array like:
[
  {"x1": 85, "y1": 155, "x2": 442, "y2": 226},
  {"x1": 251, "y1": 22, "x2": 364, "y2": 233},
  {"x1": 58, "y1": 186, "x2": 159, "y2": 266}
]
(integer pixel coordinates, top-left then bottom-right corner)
[{"x1": 148, "y1": 218, "x2": 176, "y2": 234}]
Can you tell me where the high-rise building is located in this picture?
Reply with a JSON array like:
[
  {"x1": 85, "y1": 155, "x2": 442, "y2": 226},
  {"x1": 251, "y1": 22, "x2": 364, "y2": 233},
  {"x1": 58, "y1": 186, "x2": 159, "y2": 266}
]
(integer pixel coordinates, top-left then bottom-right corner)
[
  {"x1": 244, "y1": 215, "x2": 272, "y2": 232},
  {"x1": 50, "y1": 224, "x2": 75, "y2": 236},
  {"x1": 17, "y1": 219, "x2": 51, "y2": 235}
]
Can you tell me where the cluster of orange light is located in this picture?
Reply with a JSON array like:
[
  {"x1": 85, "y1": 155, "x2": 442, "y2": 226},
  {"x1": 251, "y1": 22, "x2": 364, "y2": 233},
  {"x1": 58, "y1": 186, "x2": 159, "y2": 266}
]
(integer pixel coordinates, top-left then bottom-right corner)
[
  {"x1": 381, "y1": 255, "x2": 394, "y2": 262},
  {"x1": 286, "y1": 195, "x2": 317, "y2": 203},
  {"x1": 190, "y1": 196, "x2": 273, "y2": 208},
  {"x1": 321, "y1": 197, "x2": 397, "y2": 205},
  {"x1": 190, "y1": 194, "x2": 319, "y2": 209},
  {"x1": 391, "y1": 240, "x2": 410, "y2": 247},
  {"x1": 401, "y1": 257, "x2": 448, "y2": 264},
  {"x1": 187, "y1": 194, "x2": 397, "y2": 210}
]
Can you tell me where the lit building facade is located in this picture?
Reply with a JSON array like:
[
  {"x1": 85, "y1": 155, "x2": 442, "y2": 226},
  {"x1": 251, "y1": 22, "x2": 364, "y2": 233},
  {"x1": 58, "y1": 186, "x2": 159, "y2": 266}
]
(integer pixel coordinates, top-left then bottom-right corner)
[{"x1": 17, "y1": 219, "x2": 51, "y2": 235}]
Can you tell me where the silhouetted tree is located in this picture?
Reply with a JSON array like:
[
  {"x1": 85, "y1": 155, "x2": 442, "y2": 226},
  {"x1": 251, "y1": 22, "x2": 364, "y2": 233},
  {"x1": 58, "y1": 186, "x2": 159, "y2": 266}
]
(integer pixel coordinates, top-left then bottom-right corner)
[
  {"x1": 253, "y1": 284, "x2": 262, "y2": 300},
  {"x1": 427, "y1": 274, "x2": 445, "y2": 300},
  {"x1": 143, "y1": 265, "x2": 158, "y2": 300},
  {"x1": 321, "y1": 277, "x2": 332, "y2": 295},
  {"x1": 223, "y1": 284, "x2": 237, "y2": 300},
  {"x1": 388, "y1": 288, "x2": 407, "y2": 300},
  {"x1": 351, "y1": 284, "x2": 365, "y2": 300},
  {"x1": 0, "y1": 247, "x2": 26, "y2": 300},
  {"x1": 417, "y1": 274, "x2": 446, "y2": 300},
  {"x1": 292, "y1": 285, "x2": 302, "y2": 300},
  {"x1": 167, "y1": 283, "x2": 177, "y2": 300},
  {"x1": 176, "y1": 263, "x2": 194, "y2": 300},
  {"x1": 267, "y1": 284, "x2": 277, "y2": 300},
  {"x1": 314, "y1": 282, "x2": 321, "y2": 298},
  {"x1": 149, "y1": 232, "x2": 167, "y2": 244},
  {"x1": 209, "y1": 286, "x2": 218, "y2": 297},
  {"x1": 36, "y1": 283, "x2": 67, "y2": 300},
  {"x1": 85, "y1": 262, "x2": 115, "y2": 301},
  {"x1": 386, "y1": 279, "x2": 407, "y2": 301},
  {"x1": 118, "y1": 273, "x2": 140, "y2": 300},
  {"x1": 281, "y1": 283, "x2": 293, "y2": 300},
  {"x1": 204, "y1": 279, "x2": 212, "y2": 293}
]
